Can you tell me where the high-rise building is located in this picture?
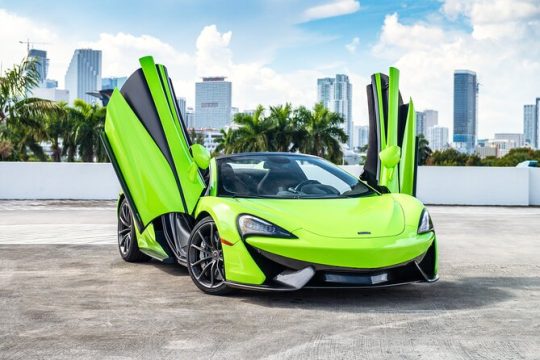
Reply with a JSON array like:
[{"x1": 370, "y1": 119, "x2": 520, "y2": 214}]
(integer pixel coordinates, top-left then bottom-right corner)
[
  {"x1": 524, "y1": 99, "x2": 540, "y2": 149},
  {"x1": 176, "y1": 97, "x2": 187, "y2": 123},
  {"x1": 186, "y1": 107, "x2": 195, "y2": 128},
  {"x1": 426, "y1": 126, "x2": 449, "y2": 151},
  {"x1": 31, "y1": 87, "x2": 69, "y2": 103},
  {"x1": 416, "y1": 111, "x2": 425, "y2": 136},
  {"x1": 44, "y1": 79, "x2": 58, "y2": 89},
  {"x1": 65, "y1": 49, "x2": 102, "y2": 104},
  {"x1": 453, "y1": 70, "x2": 478, "y2": 153},
  {"x1": 355, "y1": 125, "x2": 369, "y2": 149},
  {"x1": 101, "y1": 77, "x2": 127, "y2": 91},
  {"x1": 424, "y1": 110, "x2": 438, "y2": 129},
  {"x1": 524, "y1": 104, "x2": 537, "y2": 148},
  {"x1": 494, "y1": 133, "x2": 524, "y2": 148},
  {"x1": 195, "y1": 77, "x2": 232, "y2": 129},
  {"x1": 537, "y1": 98, "x2": 540, "y2": 148},
  {"x1": 416, "y1": 109, "x2": 438, "y2": 136},
  {"x1": 28, "y1": 49, "x2": 48, "y2": 86},
  {"x1": 317, "y1": 74, "x2": 353, "y2": 147}
]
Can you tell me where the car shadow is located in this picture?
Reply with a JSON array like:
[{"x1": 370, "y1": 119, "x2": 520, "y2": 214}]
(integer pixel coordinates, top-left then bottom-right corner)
[
  {"x1": 233, "y1": 276, "x2": 538, "y2": 312},
  {"x1": 141, "y1": 259, "x2": 190, "y2": 276}
]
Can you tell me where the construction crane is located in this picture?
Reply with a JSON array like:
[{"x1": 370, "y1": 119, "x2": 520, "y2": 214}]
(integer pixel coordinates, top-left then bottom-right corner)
[{"x1": 18, "y1": 39, "x2": 50, "y2": 53}]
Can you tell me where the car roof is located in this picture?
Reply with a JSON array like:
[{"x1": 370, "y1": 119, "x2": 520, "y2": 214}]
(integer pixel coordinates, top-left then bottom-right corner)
[{"x1": 215, "y1": 152, "x2": 320, "y2": 160}]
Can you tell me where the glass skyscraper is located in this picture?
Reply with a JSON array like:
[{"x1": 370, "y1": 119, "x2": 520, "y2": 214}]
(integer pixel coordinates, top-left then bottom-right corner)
[
  {"x1": 416, "y1": 109, "x2": 438, "y2": 136},
  {"x1": 426, "y1": 126, "x2": 449, "y2": 151},
  {"x1": 317, "y1": 74, "x2": 353, "y2": 147},
  {"x1": 453, "y1": 70, "x2": 478, "y2": 153},
  {"x1": 176, "y1": 97, "x2": 187, "y2": 123},
  {"x1": 65, "y1": 49, "x2": 102, "y2": 104},
  {"x1": 523, "y1": 103, "x2": 538, "y2": 148},
  {"x1": 28, "y1": 49, "x2": 48, "y2": 86},
  {"x1": 194, "y1": 77, "x2": 232, "y2": 129},
  {"x1": 101, "y1": 77, "x2": 127, "y2": 91}
]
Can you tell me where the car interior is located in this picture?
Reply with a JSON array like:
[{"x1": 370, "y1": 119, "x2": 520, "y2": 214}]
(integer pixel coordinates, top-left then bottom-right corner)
[{"x1": 217, "y1": 156, "x2": 346, "y2": 198}]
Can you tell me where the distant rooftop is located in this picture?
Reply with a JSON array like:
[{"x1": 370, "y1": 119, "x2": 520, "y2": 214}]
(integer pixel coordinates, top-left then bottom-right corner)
[
  {"x1": 454, "y1": 69, "x2": 476, "y2": 75},
  {"x1": 201, "y1": 77, "x2": 227, "y2": 82}
]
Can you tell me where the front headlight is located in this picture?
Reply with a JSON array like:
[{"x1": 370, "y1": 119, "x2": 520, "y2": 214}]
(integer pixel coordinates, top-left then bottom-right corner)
[
  {"x1": 237, "y1": 215, "x2": 295, "y2": 239},
  {"x1": 418, "y1": 209, "x2": 434, "y2": 234}
]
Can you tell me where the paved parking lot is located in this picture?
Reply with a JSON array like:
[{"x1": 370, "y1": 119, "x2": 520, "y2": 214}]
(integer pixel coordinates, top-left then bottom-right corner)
[{"x1": 0, "y1": 201, "x2": 539, "y2": 359}]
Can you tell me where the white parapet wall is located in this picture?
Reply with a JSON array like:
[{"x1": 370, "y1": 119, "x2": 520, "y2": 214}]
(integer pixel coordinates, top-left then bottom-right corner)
[
  {"x1": 0, "y1": 162, "x2": 120, "y2": 200},
  {"x1": 1, "y1": 162, "x2": 539, "y2": 205}
]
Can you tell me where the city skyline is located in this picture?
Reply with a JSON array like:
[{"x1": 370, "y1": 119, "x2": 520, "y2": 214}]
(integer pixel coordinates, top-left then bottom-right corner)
[
  {"x1": 20, "y1": 44, "x2": 540, "y2": 152},
  {"x1": 0, "y1": 0, "x2": 538, "y2": 139}
]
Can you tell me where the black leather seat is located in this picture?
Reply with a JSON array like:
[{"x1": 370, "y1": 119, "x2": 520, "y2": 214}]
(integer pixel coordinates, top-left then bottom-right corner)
[
  {"x1": 257, "y1": 164, "x2": 302, "y2": 195},
  {"x1": 219, "y1": 163, "x2": 249, "y2": 195}
]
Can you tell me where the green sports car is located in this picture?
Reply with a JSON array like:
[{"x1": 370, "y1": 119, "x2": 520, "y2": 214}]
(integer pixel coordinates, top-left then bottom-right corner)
[{"x1": 103, "y1": 56, "x2": 438, "y2": 295}]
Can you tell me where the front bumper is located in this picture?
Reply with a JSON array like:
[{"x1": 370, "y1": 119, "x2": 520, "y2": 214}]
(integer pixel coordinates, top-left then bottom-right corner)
[{"x1": 225, "y1": 234, "x2": 438, "y2": 291}]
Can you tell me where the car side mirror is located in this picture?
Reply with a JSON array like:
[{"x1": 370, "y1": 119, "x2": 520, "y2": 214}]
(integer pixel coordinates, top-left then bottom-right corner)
[
  {"x1": 191, "y1": 144, "x2": 210, "y2": 170},
  {"x1": 379, "y1": 145, "x2": 401, "y2": 169}
]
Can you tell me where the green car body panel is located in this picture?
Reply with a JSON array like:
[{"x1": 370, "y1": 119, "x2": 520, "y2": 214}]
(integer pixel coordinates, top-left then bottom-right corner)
[
  {"x1": 105, "y1": 56, "x2": 438, "y2": 291},
  {"x1": 193, "y1": 193, "x2": 436, "y2": 285},
  {"x1": 104, "y1": 56, "x2": 204, "y2": 232},
  {"x1": 365, "y1": 67, "x2": 418, "y2": 196}
]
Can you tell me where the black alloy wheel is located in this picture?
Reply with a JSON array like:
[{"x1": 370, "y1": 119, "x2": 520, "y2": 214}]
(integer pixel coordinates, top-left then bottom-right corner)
[
  {"x1": 117, "y1": 197, "x2": 149, "y2": 262},
  {"x1": 187, "y1": 217, "x2": 231, "y2": 295}
]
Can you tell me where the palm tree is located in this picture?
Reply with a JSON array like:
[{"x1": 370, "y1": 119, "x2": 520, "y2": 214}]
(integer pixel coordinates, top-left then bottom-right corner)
[
  {"x1": 44, "y1": 102, "x2": 78, "y2": 162},
  {"x1": 189, "y1": 128, "x2": 205, "y2": 146},
  {"x1": 214, "y1": 128, "x2": 238, "y2": 155},
  {"x1": 417, "y1": 134, "x2": 432, "y2": 165},
  {"x1": 267, "y1": 103, "x2": 294, "y2": 152},
  {"x1": 0, "y1": 57, "x2": 56, "y2": 161},
  {"x1": 72, "y1": 99, "x2": 106, "y2": 162},
  {"x1": 293, "y1": 103, "x2": 348, "y2": 163},
  {"x1": 231, "y1": 105, "x2": 273, "y2": 152}
]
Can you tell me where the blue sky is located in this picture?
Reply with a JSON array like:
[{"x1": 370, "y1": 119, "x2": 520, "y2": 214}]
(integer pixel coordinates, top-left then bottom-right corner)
[
  {"x1": 0, "y1": 0, "x2": 539, "y2": 138},
  {"x1": 1, "y1": 0, "x2": 443, "y2": 74}
]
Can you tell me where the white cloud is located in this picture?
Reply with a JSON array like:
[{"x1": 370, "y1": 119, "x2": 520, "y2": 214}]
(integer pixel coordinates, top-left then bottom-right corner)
[
  {"x1": 80, "y1": 32, "x2": 193, "y2": 78},
  {"x1": 0, "y1": 9, "x2": 66, "y2": 76},
  {"x1": 195, "y1": 25, "x2": 232, "y2": 77},
  {"x1": 371, "y1": 3, "x2": 540, "y2": 138},
  {"x1": 0, "y1": 9, "x2": 322, "y2": 112},
  {"x1": 302, "y1": 0, "x2": 360, "y2": 22},
  {"x1": 443, "y1": 0, "x2": 540, "y2": 40},
  {"x1": 345, "y1": 37, "x2": 360, "y2": 53}
]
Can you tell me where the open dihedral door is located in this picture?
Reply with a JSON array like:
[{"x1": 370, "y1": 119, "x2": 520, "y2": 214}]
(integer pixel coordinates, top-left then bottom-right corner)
[
  {"x1": 102, "y1": 56, "x2": 206, "y2": 232},
  {"x1": 361, "y1": 67, "x2": 418, "y2": 196}
]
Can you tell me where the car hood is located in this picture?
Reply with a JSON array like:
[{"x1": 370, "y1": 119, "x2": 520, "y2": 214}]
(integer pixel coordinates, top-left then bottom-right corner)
[{"x1": 236, "y1": 194, "x2": 405, "y2": 238}]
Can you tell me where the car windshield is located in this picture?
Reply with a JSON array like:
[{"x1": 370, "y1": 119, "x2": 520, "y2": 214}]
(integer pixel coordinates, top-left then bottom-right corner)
[{"x1": 216, "y1": 154, "x2": 376, "y2": 199}]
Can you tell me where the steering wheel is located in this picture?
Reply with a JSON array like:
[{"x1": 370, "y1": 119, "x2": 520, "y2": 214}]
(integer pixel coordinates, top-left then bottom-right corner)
[{"x1": 291, "y1": 179, "x2": 321, "y2": 193}]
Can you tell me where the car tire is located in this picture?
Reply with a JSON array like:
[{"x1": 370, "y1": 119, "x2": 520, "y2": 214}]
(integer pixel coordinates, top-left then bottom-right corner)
[
  {"x1": 187, "y1": 217, "x2": 232, "y2": 295},
  {"x1": 117, "y1": 197, "x2": 150, "y2": 263}
]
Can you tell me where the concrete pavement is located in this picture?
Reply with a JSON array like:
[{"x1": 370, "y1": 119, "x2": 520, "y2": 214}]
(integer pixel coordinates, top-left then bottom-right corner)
[{"x1": 0, "y1": 201, "x2": 539, "y2": 359}]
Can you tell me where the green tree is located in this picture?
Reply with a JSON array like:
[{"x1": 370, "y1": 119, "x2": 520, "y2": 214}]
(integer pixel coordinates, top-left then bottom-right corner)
[
  {"x1": 466, "y1": 154, "x2": 482, "y2": 166},
  {"x1": 294, "y1": 103, "x2": 348, "y2": 163},
  {"x1": 71, "y1": 99, "x2": 106, "y2": 162},
  {"x1": 428, "y1": 148, "x2": 470, "y2": 166},
  {"x1": 231, "y1": 105, "x2": 272, "y2": 152},
  {"x1": 189, "y1": 128, "x2": 205, "y2": 146},
  {"x1": 0, "y1": 57, "x2": 56, "y2": 161},
  {"x1": 490, "y1": 148, "x2": 540, "y2": 166},
  {"x1": 267, "y1": 103, "x2": 294, "y2": 152},
  {"x1": 44, "y1": 102, "x2": 78, "y2": 162},
  {"x1": 214, "y1": 128, "x2": 238, "y2": 155},
  {"x1": 417, "y1": 134, "x2": 432, "y2": 165}
]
